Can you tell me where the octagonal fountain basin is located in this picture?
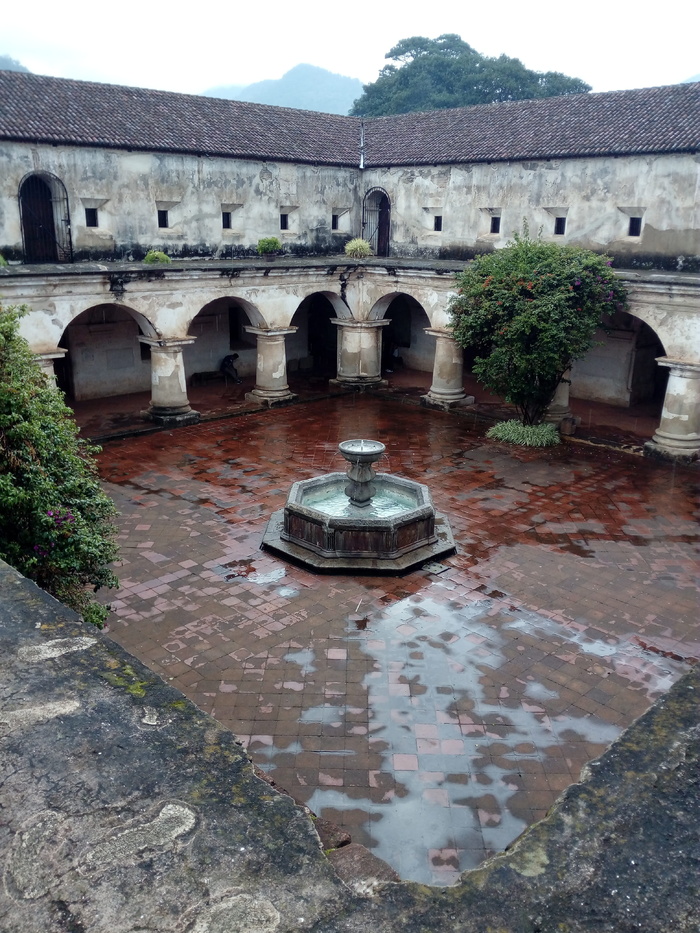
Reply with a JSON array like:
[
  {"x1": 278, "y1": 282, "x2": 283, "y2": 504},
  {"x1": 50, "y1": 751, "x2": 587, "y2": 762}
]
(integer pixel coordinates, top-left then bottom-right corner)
[{"x1": 261, "y1": 439, "x2": 455, "y2": 573}]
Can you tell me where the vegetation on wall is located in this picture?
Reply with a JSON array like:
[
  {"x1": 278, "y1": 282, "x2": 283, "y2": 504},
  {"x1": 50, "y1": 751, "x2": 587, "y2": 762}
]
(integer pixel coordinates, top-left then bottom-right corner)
[
  {"x1": 449, "y1": 232, "x2": 628, "y2": 426},
  {"x1": 344, "y1": 238, "x2": 372, "y2": 259},
  {"x1": 143, "y1": 249, "x2": 171, "y2": 264},
  {"x1": 256, "y1": 237, "x2": 282, "y2": 255},
  {"x1": 351, "y1": 35, "x2": 591, "y2": 116},
  {"x1": 0, "y1": 304, "x2": 118, "y2": 626}
]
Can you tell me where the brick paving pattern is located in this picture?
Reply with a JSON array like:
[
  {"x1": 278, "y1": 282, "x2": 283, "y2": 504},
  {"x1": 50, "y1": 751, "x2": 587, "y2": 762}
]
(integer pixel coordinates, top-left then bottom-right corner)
[{"x1": 97, "y1": 396, "x2": 698, "y2": 885}]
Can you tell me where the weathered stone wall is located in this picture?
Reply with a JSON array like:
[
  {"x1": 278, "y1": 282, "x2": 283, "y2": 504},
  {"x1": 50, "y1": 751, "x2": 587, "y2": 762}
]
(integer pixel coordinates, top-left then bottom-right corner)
[
  {"x1": 362, "y1": 153, "x2": 700, "y2": 270},
  {"x1": 0, "y1": 142, "x2": 361, "y2": 261}
]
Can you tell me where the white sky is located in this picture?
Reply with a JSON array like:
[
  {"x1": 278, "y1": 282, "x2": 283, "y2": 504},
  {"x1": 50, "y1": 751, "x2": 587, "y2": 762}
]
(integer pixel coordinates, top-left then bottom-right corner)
[{"x1": 2, "y1": 0, "x2": 698, "y2": 96}]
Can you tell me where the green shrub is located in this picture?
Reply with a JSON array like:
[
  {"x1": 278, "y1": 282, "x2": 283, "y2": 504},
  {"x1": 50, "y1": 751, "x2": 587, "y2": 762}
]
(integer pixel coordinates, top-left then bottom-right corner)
[
  {"x1": 256, "y1": 237, "x2": 282, "y2": 255},
  {"x1": 143, "y1": 249, "x2": 171, "y2": 264},
  {"x1": 0, "y1": 303, "x2": 119, "y2": 626},
  {"x1": 344, "y1": 238, "x2": 372, "y2": 259},
  {"x1": 449, "y1": 230, "x2": 627, "y2": 425},
  {"x1": 0, "y1": 254, "x2": 7, "y2": 267},
  {"x1": 486, "y1": 420, "x2": 561, "y2": 447}
]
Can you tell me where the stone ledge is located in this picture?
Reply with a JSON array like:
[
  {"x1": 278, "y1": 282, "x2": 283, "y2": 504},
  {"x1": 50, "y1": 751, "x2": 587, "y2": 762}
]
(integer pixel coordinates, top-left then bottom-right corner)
[{"x1": 1, "y1": 559, "x2": 698, "y2": 932}]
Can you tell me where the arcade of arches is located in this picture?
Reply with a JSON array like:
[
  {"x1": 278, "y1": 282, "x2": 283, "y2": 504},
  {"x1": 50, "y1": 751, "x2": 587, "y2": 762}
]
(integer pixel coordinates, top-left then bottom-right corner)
[{"x1": 7, "y1": 261, "x2": 700, "y2": 461}]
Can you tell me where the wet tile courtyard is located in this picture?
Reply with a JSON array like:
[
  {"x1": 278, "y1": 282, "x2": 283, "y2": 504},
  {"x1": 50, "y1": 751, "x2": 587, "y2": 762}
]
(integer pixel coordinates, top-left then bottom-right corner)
[{"x1": 97, "y1": 396, "x2": 699, "y2": 885}]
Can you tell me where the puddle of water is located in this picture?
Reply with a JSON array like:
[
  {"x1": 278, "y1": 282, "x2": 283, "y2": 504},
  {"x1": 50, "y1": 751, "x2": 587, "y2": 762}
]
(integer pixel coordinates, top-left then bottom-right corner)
[
  {"x1": 262, "y1": 594, "x2": 664, "y2": 885},
  {"x1": 249, "y1": 568, "x2": 286, "y2": 586}
]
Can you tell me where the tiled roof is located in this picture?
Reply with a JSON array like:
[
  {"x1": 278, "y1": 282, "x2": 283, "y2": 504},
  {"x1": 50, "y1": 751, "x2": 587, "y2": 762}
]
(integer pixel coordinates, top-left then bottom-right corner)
[
  {"x1": 1, "y1": 71, "x2": 698, "y2": 168},
  {"x1": 364, "y1": 84, "x2": 700, "y2": 166},
  {"x1": 0, "y1": 71, "x2": 361, "y2": 166}
]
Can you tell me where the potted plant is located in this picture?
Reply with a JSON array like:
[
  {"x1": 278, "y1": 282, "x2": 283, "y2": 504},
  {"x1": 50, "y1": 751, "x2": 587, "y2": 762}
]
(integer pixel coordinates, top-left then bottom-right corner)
[
  {"x1": 257, "y1": 237, "x2": 282, "y2": 261},
  {"x1": 344, "y1": 238, "x2": 372, "y2": 259}
]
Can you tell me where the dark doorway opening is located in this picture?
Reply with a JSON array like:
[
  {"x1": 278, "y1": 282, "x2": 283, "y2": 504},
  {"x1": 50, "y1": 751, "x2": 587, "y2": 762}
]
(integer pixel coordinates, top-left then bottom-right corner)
[
  {"x1": 363, "y1": 188, "x2": 391, "y2": 257},
  {"x1": 19, "y1": 173, "x2": 73, "y2": 263}
]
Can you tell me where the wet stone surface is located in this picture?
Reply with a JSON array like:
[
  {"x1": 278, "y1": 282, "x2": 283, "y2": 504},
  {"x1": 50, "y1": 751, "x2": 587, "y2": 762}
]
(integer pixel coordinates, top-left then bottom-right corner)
[{"x1": 98, "y1": 396, "x2": 699, "y2": 885}]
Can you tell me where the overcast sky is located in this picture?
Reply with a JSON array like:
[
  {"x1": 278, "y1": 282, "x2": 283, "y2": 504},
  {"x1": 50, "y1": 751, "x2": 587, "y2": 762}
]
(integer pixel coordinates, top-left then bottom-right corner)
[{"x1": 3, "y1": 0, "x2": 698, "y2": 97}]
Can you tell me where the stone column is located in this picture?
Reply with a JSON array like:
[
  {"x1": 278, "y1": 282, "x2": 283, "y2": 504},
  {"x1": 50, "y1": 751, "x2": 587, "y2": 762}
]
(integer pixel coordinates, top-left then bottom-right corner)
[
  {"x1": 34, "y1": 349, "x2": 67, "y2": 386},
  {"x1": 645, "y1": 358, "x2": 700, "y2": 462},
  {"x1": 244, "y1": 327, "x2": 297, "y2": 407},
  {"x1": 544, "y1": 370, "x2": 573, "y2": 427},
  {"x1": 421, "y1": 329, "x2": 473, "y2": 410},
  {"x1": 141, "y1": 337, "x2": 200, "y2": 427},
  {"x1": 330, "y1": 320, "x2": 388, "y2": 389}
]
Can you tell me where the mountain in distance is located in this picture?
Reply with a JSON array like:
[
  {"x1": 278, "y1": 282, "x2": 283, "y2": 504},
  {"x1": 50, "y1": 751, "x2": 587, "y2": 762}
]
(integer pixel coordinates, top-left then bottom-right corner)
[
  {"x1": 0, "y1": 54, "x2": 30, "y2": 72},
  {"x1": 203, "y1": 64, "x2": 363, "y2": 115}
]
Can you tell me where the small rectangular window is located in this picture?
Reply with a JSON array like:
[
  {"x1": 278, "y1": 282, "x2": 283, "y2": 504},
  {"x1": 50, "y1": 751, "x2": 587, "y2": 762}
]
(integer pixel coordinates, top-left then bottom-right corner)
[
  {"x1": 433, "y1": 215, "x2": 443, "y2": 232},
  {"x1": 157, "y1": 209, "x2": 169, "y2": 229},
  {"x1": 222, "y1": 211, "x2": 232, "y2": 229},
  {"x1": 85, "y1": 207, "x2": 98, "y2": 228},
  {"x1": 490, "y1": 216, "x2": 501, "y2": 234},
  {"x1": 139, "y1": 342, "x2": 151, "y2": 362},
  {"x1": 628, "y1": 216, "x2": 642, "y2": 237},
  {"x1": 554, "y1": 216, "x2": 567, "y2": 236},
  {"x1": 331, "y1": 214, "x2": 339, "y2": 231},
  {"x1": 280, "y1": 213, "x2": 289, "y2": 231}
]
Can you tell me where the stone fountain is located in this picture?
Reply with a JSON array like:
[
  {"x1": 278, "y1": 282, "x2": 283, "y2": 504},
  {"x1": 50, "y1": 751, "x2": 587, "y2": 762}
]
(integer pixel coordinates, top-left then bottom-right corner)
[{"x1": 262, "y1": 439, "x2": 455, "y2": 572}]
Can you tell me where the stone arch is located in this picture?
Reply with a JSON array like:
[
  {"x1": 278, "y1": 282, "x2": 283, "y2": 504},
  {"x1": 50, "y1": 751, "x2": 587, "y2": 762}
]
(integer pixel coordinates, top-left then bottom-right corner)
[
  {"x1": 570, "y1": 309, "x2": 668, "y2": 410},
  {"x1": 363, "y1": 188, "x2": 391, "y2": 257},
  {"x1": 57, "y1": 302, "x2": 156, "y2": 401},
  {"x1": 184, "y1": 297, "x2": 262, "y2": 384},
  {"x1": 288, "y1": 292, "x2": 346, "y2": 376},
  {"x1": 19, "y1": 171, "x2": 73, "y2": 263},
  {"x1": 368, "y1": 292, "x2": 434, "y2": 375}
]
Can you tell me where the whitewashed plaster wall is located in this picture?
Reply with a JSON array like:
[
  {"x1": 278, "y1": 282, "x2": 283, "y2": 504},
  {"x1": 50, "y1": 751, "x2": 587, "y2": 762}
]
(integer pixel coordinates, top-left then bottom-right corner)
[
  {"x1": 362, "y1": 153, "x2": 700, "y2": 265},
  {"x1": 0, "y1": 142, "x2": 361, "y2": 260}
]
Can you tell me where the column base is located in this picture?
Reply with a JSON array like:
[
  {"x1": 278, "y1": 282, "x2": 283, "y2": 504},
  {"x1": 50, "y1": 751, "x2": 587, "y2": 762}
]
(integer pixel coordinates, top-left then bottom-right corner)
[
  {"x1": 329, "y1": 378, "x2": 387, "y2": 391},
  {"x1": 142, "y1": 406, "x2": 200, "y2": 427},
  {"x1": 245, "y1": 389, "x2": 297, "y2": 408},
  {"x1": 421, "y1": 393, "x2": 475, "y2": 411},
  {"x1": 644, "y1": 437, "x2": 699, "y2": 463}
]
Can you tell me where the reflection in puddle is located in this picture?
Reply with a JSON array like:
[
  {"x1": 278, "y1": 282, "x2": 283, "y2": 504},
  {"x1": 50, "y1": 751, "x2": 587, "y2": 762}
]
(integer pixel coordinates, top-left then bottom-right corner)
[{"x1": 253, "y1": 592, "x2": 686, "y2": 885}]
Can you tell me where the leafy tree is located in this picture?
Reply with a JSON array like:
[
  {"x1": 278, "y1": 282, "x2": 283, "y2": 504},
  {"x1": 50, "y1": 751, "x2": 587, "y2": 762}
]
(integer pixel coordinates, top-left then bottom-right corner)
[
  {"x1": 351, "y1": 35, "x2": 590, "y2": 116},
  {"x1": 0, "y1": 303, "x2": 118, "y2": 626},
  {"x1": 448, "y1": 233, "x2": 628, "y2": 425}
]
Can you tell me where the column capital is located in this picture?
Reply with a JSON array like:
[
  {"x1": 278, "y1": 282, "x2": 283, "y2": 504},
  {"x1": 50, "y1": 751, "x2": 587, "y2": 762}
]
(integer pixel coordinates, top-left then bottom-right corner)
[
  {"x1": 34, "y1": 348, "x2": 68, "y2": 361},
  {"x1": 655, "y1": 357, "x2": 700, "y2": 378},
  {"x1": 244, "y1": 326, "x2": 298, "y2": 338},
  {"x1": 331, "y1": 319, "x2": 390, "y2": 329},
  {"x1": 138, "y1": 336, "x2": 197, "y2": 349}
]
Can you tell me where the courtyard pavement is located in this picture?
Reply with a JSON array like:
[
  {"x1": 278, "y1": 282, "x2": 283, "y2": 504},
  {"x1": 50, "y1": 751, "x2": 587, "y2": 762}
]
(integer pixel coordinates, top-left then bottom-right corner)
[{"x1": 97, "y1": 395, "x2": 699, "y2": 885}]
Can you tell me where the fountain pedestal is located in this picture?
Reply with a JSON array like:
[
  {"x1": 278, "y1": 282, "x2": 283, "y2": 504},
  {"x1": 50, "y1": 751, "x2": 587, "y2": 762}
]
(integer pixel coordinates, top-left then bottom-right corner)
[{"x1": 262, "y1": 439, "x2": 455, "y2": 573}]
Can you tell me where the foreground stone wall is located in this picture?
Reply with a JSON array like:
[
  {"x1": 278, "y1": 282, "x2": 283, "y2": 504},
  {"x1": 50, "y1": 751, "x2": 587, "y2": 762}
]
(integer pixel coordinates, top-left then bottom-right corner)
[{"x1": 1, "y1": 559, "x2": 698, "y2": 932}]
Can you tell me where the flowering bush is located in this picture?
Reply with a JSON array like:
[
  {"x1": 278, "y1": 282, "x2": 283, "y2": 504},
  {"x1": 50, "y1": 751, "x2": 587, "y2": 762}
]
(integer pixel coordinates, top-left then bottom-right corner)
[
  {"x1": 449, "y1": 231, "x2": 628, "y2": 425},
  {"x1": 0, "y1": 303, "x2": 118, "y2": 626}
]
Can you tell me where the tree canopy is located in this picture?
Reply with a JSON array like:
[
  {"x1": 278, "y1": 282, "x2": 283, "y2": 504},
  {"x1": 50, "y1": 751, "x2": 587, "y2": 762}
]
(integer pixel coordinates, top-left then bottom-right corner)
[
  {"x1": 448, "y1": 234, "x2": 627, "y2": 426},
  {"x1": 0, "y1": 304, "x2": 118, "y2": 626},
  {"x1": 350, "y1": 35, "x2": 591, "y2": 116}
]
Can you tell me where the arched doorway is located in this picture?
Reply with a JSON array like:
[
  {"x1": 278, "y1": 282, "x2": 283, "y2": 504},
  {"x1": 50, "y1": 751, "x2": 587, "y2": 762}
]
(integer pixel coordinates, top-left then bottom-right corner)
[
  {"x1": 185, "y1": 298, "x2": 258, "y2": 384},
  {"x1": 19, "y1": 172, "x2": 73, "y2": 263},
  {"x1": 571, "y1": 311, "x2": 667, "y2": 408},
  {"x1": 363, "y1": 188, "x2": 391, "y2": 257},
  {"x1": 58, "y1": 304, "x2": 155, "y2": 401},
  {"x1": 289, "y1": 294, "x2": 338, "y2": 378},
  {"x1": 379, "y1": 294, "x2": 432, "y2": 375}
]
